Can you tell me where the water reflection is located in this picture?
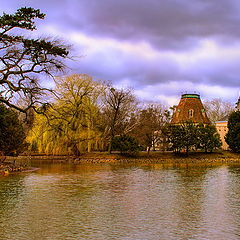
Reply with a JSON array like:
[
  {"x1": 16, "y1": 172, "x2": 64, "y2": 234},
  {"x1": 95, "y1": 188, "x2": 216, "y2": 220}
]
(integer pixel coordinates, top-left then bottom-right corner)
[{"x1": 0, "y1": 162, "x2": 240, "y2": 239}]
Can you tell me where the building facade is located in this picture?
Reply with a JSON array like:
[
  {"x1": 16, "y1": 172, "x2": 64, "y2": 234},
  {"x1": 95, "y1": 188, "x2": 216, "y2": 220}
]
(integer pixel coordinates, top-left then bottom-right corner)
[
  {"x1": 214, "y1": 97, "x2": 240, "y2": 150},
  {"x1": 215, "y1": 120, "x2": 228, "y2": 150}
]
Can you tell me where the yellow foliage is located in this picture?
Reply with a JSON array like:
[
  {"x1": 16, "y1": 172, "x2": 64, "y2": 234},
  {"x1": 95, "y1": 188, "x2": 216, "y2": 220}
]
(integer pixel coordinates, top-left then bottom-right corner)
[{"x1": 27, "y1": 74, "x2": 106, "y2": 155}]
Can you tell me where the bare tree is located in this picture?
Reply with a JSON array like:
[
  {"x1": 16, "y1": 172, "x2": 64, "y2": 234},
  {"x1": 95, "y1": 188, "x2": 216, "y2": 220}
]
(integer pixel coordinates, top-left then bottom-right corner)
[
  {"x1": 131, "y1": 103, "x2": 170, "y2": 153},
  {"x1": 102, "y1": 87, "x2": 137, "y2": 153},
  {"x1": 204, "y1": 98, "x2": 234, "y2": 122}
]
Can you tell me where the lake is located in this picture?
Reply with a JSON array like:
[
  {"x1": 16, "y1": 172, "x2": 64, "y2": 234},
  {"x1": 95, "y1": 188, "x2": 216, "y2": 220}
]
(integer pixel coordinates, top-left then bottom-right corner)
[{"x1": 0, "y1": 161, "x2": 240, "y2": 240}]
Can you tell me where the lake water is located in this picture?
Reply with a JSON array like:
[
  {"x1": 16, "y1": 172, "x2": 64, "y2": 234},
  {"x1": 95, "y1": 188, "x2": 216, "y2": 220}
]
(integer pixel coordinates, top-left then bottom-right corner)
[{"x1": 0, "y1": 161, "x2": 240, "y2": 240}]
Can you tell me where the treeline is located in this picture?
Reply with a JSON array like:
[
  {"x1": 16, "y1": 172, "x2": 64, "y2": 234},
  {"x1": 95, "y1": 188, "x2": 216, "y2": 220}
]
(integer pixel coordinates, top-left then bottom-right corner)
[
  {"x1": 0, "y1": 73, "x2": 226, "y2": 156},
  {"x1": 169, "y1": 122, "x2": 221, "y2": 154},
  {"x1": 23, "y1": 74, "x2": 221, "y2": 156},
  {"x1": 26, "y1": 74, "x2": 170, "y2": 155}
]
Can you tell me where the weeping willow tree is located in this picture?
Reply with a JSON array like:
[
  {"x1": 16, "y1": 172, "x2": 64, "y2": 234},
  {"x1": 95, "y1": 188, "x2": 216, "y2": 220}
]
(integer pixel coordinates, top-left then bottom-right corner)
[{"x1": 27, "y1": 74, "x2": 105, "y2": 155}]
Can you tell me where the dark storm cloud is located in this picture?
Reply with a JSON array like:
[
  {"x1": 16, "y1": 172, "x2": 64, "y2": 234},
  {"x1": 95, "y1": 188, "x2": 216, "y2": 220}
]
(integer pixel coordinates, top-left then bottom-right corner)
[
  {"x1": 3, "y1": 0, "x2": 240, "y2": 50},
  {"x1": 75, "y1": 0, "x2": 236, "y2": 49},
  {"x1": 67, "y1": 0, "x2": 240, "y2": 49}
]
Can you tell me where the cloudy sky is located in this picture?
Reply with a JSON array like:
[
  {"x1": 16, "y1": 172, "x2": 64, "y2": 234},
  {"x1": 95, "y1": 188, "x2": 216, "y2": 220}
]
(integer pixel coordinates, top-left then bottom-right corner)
[{"x1": 2, "y1": 0, "x2": 240, "y2": 106}]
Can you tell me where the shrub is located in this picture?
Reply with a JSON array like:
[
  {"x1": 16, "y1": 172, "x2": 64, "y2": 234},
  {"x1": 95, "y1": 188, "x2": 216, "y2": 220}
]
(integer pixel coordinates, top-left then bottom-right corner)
[
  {"x1": 0, "y1": 105, "x2": 27, "y2": 156},
  {"x1": 111, "y1": 135, "x2": 141, "y2": 155}
]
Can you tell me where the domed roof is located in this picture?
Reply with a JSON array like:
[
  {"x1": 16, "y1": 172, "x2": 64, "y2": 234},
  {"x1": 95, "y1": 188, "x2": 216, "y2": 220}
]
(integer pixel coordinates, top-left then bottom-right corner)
[{"x1": 171, "y1": 94, "x2": 211, "y2": 124}]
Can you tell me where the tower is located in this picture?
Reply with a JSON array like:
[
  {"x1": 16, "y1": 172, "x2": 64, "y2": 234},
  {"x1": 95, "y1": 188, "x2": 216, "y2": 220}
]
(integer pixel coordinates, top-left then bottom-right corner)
[{"x1": 171, "y1": 93, "x2": 211, "y2": 124}]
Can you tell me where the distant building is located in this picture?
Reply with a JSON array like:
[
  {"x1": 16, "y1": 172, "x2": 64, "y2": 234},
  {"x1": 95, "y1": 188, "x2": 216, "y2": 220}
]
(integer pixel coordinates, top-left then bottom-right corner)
[
  {"x1": 154, "y1": 93, "x2": 210, "y2": 151},
  {"x1": 215, "y1": 120, "x2": 228, "y2": 150},
  {"x1": 171, "y1": 93, "x2": 211, "y2": 124},
  {"x1": 215, "y1": 97, "x2": 240, "y2": 150}
]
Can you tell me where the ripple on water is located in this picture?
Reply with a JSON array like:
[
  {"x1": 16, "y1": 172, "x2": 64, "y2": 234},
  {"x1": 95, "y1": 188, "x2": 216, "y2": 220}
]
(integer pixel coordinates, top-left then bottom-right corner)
[{"x1": 0, "y1": 163, "x2": 240, "y2": 239}]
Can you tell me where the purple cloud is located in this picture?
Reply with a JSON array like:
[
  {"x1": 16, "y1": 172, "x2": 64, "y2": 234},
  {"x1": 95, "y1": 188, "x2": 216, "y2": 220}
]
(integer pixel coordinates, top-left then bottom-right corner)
[{"x1": 2, "y1": 0, "x2": 240, "y2": 105}]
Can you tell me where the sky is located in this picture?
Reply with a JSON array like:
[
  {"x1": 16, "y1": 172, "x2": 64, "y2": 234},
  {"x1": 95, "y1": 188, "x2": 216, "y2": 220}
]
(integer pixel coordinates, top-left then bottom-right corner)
[{"x1": 2, "y1": 0, "x2": 240, "y2": 106}]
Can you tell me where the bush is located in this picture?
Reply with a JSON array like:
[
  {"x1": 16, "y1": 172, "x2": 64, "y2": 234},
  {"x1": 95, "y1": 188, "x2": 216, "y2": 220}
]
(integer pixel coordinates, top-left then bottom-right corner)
[
  {"x1": 168, "y1": 121, "x2": 197, "y2": 154},
  {"x1": 0, "y1": 105, "x2": 27, "y2": 156},
  {"x1": 111, "y1": 135, "x2": 141, "y2": 155},
  {"x1": 196, "y1": 124, "x2": 221, "y2": 152}
]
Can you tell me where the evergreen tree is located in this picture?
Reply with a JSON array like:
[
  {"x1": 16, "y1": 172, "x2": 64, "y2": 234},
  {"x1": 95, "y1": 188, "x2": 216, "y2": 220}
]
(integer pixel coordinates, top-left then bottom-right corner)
[
  {"x1": 111, "y1": 135, "x2": 141, "y2": 155},
  {"x1": 196, "y1": 124, "x2": 221, "y2": 152},
  {"x1": 168, "y1": 125, "x2": 185, "y2": 153},
  {"x1": 0, "y1": 7, "x2": 68, "y2": 112},
  {"x1": 225, "y1": 111, "x2": 240, "y2": 152},
  {"x1": 0, "y1": 105, "x2": 27, "y2": 156},
  {"x1": 169, "y1": 121, "x2": 221, "y2": 154},
  {"x1": 169, "y1": 121, "x2": 197, "y2": 154}
]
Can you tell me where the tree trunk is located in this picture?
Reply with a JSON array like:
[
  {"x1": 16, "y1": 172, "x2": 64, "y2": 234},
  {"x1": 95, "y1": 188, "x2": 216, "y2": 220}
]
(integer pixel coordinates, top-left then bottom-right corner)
[
  {"x1": 87, "y1": 123, "x2": 91, "y2": 153},
  {"x1": 186, "y1": 146, "x2": 189, "y2": 156},
  {"x1": 0, "y1": 152, "x2": 6, "y2": 163},
  {"x1": 147, "y1": 146, "x2": 151, "y2": 155},
  {"x1": 108, "y1": 139, "x2": 112, "y2": 154},
  {"x1": 72, "y1": 144, "x2": 81, "y2": 156}
]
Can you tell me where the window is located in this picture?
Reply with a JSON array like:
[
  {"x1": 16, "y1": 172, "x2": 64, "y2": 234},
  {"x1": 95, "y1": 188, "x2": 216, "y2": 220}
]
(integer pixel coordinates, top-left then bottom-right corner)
[
  {"x1": 176, "y1": 109, "x2": 180, "y2": 117},
  {"x1": 189, "y1": 109, "x2": 194, "y2": 118}
]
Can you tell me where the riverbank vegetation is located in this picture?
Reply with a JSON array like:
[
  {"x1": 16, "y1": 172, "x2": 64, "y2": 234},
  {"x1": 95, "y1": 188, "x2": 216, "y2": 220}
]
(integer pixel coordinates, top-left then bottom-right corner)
[
  {"x1": 26, "y1": 74, "x2": 222, "y2": 156},
  {"x1": 6, "y1": 151, "x2": 240, "y2": 166},
  {"x1": 0, "y1": 105, "x2": 27, "y2": 156},
  {"x1": 26, "y1": 74, "x2": 170, "y2": 155},
  {"x1": 169, "y1": 122, "x2": 221, "y2": 154}
]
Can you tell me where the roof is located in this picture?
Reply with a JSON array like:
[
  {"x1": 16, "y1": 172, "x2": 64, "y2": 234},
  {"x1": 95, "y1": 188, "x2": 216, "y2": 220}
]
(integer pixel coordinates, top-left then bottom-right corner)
[
  {"x1": 171, "y1": 94, "x2": 211, "y2": 124},
  {"x1": 181, "y1": 94, "x2": 200, "y2": 99}
]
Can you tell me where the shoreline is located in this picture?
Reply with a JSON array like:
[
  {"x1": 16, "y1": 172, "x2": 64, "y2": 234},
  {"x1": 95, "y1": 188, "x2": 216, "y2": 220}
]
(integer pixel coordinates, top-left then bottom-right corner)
[
  {"x1": 5, "y1": 151, "x2": 240, "y2": 164},
  {"x1": 1, "y1": 152, "x2": 240, "y2": 174}
]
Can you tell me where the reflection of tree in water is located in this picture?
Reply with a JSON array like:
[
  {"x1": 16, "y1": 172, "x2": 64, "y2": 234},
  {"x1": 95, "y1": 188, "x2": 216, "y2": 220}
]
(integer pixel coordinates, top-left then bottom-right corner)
[
  {"x1": 227, "y1": 166, "x2": 240, "y2": 230},
  {"x1": 201, "y1": 166, "x2": 240, "y2": 239},
  {"x1": 173, "y1": 166, "x2": 240, "y2": 239},
  {"x1": 0, "y1": 170, "x2": 103, "y2": 239},
  {"x1": 80, "y1": 166, "x2": 132, "y2": 238},
  {"x1": 0, "y1": 175, "x2": 26, "y2": 238},
  {"x1": 171, "y1": 167, "x2": 207, "y2": 239},
  {"x1": 0, "y1": 175, "x2": 25, "y2": 210}
]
